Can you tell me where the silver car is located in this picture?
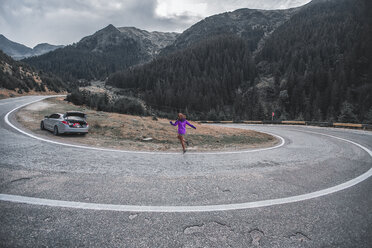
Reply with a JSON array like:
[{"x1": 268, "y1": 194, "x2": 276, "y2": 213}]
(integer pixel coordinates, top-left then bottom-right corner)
[{"x1": 41, "y1": 111, "x2": 89, "y2": 135}]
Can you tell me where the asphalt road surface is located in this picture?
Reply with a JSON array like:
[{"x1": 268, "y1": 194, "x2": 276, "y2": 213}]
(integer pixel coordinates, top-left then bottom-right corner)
[{"x1": 0, "y1": 96, "x2": 371, "y2": 247}]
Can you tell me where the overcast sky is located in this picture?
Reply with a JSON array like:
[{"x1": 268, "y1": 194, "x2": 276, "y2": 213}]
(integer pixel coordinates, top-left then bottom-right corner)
[{"x1": 0, "y1": 0, "x2": 311, "y2": 48}]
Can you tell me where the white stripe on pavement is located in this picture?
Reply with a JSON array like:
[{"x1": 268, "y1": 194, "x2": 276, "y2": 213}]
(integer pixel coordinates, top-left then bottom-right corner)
[{"x1": 0, "y1": 127, "x2": 371, "y2": 212}]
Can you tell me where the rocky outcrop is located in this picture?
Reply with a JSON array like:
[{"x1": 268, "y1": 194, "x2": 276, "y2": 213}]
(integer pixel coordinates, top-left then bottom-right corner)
[{"x1": 160, "y1": 7, "x2": 298, "y2": 55}]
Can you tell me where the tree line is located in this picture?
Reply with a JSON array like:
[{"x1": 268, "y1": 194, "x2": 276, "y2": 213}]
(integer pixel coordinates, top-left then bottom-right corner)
[
  {"x1": 256, "y1": 0, "x2": 372, "y2": 122},
  {"x1": 108, "y1": 35, "x2": 258, "y2": 120},
  {"x1": 23, "y1": 37, "x2": 148, "y2": 82}
]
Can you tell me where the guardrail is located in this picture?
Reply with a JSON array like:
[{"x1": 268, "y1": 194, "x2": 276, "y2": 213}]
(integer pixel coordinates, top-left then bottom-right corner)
[
  {"x1": 281, "y1": 121, "x2": 306, "y2": 125},
  {"x1": 198, "y1": 120, "x2": 372, "y2": 130},
  {"x1": 305, "y1": 121, "x2": 333, "y2": 127},
  {"x1": 333, "y1": 123, "x2": 362, "y2": 128},
  {"x1": 242, "y1": 120, "x2": 263, "y2": 124}
]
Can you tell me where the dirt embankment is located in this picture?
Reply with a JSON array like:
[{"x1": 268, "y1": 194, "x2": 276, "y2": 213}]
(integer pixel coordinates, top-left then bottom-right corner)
[
  {"x1": 0, "y1": 88, "x2": 67, "y2": 99},
  {"x1": 16, "y1": 97, "x2": 278, "y2": 152}
]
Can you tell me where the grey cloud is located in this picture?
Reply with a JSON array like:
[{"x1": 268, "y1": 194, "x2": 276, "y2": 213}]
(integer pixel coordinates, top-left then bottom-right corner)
[
  {"x1": 201, "y1": 0, "x2": 310, "y2": 15},
  {"x1": 0, "y1": 0, "x2": 310, "y2": 47}
]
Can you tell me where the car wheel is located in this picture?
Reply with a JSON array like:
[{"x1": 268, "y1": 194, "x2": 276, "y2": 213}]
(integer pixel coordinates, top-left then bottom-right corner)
[
  {"x1": 40, "y1": 121, "x2": 45, "y2": 130},
  {"x1": 53, "y1": 126, "x2": 59, "y2": 136}
]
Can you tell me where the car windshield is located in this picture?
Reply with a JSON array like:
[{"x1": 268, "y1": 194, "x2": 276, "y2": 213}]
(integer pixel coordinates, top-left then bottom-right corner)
[{"x1": 65, "y1": 112, "x2": 86, "y2": 118}]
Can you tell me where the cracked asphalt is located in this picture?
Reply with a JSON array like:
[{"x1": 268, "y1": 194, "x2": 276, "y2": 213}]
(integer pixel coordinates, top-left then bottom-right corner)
[{"x1": 0, "y1": 96, "x2": 371, "y2": 247}]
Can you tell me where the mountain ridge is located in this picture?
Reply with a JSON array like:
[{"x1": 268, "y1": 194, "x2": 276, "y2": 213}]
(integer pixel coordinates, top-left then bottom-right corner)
[
  {"x1": 160, "y1": 7, "x2": 298, "y2": 56},
  {"x1": 23, "y1": 25, "x2": 179, "y2": 81},
  {"x1": 0, "y1": 34, "x2": 63, "y2": 60},
  {"x1": 20, "y1": 4, "x2": 304, "y2": 81}
]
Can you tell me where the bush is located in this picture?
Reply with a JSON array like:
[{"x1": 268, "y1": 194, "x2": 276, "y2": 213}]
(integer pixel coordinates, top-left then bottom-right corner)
[
  {"x1": 338, "y1": 102, "x2": 358, "y2": 123},
  {"x1": 113, "y1": 97, "x2": 147, "y2": 115}
]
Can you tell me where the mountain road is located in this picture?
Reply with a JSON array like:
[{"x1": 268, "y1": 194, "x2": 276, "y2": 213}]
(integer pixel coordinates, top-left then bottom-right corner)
[{"x1": 0, "y1": 96, "x2": 371, "y2": 247}]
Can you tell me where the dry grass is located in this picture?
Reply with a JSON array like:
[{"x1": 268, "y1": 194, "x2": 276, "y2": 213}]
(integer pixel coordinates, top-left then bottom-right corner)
[
  {"x1": 16, "y1": 97, "x2": 278, "y2": 152},
  {"x1": 0, "y1": 88, "x2": 66, "y2": 99}
]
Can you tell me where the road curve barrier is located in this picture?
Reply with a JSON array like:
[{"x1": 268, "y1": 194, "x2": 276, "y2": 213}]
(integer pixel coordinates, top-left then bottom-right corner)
[
  {"x1": 333, "y1": 123, "x2": 362, "y2": 128},
  {"x1": 281, "y1": 121, "x2": 306, "y2": 125},
  {"x1": 198, "y1": 120, "x2": 371, "y2": 130},
  {"x1": 242, "y1": 121, "x2": 263, "y2": 124}
]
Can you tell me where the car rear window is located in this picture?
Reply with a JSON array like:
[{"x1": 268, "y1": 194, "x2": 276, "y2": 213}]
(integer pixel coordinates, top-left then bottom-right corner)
[{"x1": 65, "y1": 112, "x2": 86, "y2": 118}]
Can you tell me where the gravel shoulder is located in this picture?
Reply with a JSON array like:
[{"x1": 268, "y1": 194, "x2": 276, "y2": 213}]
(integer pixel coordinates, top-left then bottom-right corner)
[{"x1": 15, "y1": 97, "x2": 278, "y2": 152}]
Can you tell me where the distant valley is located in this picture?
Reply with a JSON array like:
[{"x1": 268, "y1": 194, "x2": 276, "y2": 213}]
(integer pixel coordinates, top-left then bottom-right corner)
[{"x1": 0, "y1": 35, "x2": 63, "y2": 60}]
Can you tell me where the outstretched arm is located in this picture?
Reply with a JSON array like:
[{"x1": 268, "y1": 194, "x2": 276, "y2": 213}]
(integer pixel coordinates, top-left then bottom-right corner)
[
  {"x1": 186, "y1": 121, "x2": 196, "y2": 129},
  {"x1": 170, "y1": 120, "x2": 178, "y2": 126}
]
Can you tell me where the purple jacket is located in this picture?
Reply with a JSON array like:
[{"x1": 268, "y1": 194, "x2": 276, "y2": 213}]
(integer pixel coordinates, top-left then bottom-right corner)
[{"x1": 170, "y1": 119, "x2": 196, "y2": 134}]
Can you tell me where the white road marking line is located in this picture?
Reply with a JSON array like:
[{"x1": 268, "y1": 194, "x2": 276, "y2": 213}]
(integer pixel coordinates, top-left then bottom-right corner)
[
  {"x1": 3, "y1": 96, "x2": 285, "y2": 155},
  {"x1": 302, "y1": 130, "x2": 372, "y2": 153},
  {"x1": 0, "y1": 134, "x2": 371, "y2": 212},
  {"x1": 0, "y1": 99, "x2": 30, "y2": 106},
  {"x1": 0, "y1": 96, "x2": 27, "y2": 103},
  {"x1": 1, "y1": 99, "x2": 371, "y2": 211}
]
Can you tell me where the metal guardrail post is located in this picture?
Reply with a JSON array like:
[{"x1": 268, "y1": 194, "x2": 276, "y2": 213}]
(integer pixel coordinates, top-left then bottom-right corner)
[{"x1": 197, "y1": 120, "x2": 370, "y2": 130}]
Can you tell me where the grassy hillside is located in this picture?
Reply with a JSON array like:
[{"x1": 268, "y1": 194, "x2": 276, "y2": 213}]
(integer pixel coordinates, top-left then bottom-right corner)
[{"x1": 0, "y1": 50, "x2": 67, "y2": 95}]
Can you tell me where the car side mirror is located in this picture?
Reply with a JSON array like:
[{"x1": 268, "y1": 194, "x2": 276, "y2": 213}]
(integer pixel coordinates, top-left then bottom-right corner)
[{"x1": 45, "y1": 116, "x2": 49, "y2": 118}]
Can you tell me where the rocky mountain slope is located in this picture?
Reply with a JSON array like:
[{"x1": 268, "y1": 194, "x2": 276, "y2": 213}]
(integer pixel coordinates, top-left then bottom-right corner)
[
  {"x1": 116, "y1": 27, "x2": 179, "y2": 57},
  {"x1": 23, "y1": 25, "x2": 179, "y2": 81},
  {"x1": 160, "y1": 7, "x2": 297, "y2": 56},
  {"x1": 77, "y1": 24, "x2": 178, "y2": 57},
  {"x1": 0, "y1": 35, "x2": 63, "y2": 60}
]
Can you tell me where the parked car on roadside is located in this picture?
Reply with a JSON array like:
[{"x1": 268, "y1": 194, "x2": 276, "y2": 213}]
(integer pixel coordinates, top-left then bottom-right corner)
[{"x1": 40, "y1": 111, "x2": 89, "y2": 135}]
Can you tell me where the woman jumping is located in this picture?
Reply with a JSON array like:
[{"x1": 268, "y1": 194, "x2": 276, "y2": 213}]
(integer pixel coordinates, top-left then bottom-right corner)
[{"x1": 170, "y1": 113, "x2": 196, "y2": 153}]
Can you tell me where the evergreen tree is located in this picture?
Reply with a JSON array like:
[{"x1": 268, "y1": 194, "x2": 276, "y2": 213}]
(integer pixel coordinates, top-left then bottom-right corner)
[{"x1": 338, "y1": 101, "x2": 358, "y2": 123}]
